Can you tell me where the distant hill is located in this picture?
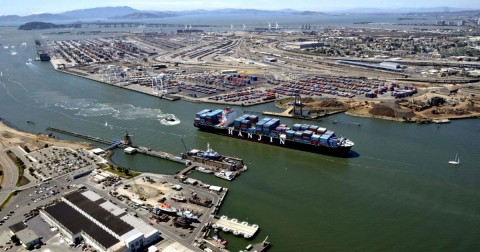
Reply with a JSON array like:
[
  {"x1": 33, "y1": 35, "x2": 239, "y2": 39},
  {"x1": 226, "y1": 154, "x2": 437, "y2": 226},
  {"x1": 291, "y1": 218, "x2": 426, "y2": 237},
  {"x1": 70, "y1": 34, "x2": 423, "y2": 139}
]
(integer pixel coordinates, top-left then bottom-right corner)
[
  {"x1": 295, "y1": 11, "x2": 328, "y2": 16},
  {"x1": 110, "y1": 12, "x2": 177, "y2": 20},
  {"x1": 60, "y1": 6, "x2": 138, "y2": 19},
  {"x1": 174, "y1": 8, "x2": 304, "y2": 15},
  {"x1": 18, "y1": 21, "x2": 79, "y2": 30},
  {"x1": 0, "y1": 6, "x2": 477, "y2": 23},
  {"x1": 342, "y1": 7, "x2": 470, "y2": 14},
  {"x1": 0, "y1": 13, "x2": 70, "y2": 22}
]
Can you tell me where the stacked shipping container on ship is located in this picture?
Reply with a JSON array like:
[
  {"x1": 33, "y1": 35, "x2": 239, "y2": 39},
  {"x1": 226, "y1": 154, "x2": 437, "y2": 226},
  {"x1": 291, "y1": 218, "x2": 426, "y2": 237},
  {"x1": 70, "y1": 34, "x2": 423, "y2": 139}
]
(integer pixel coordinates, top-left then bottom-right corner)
[
  {"x1": 195, "y1": 109, "x2": 224, "y2": 126},
  {"x1": 193, "y1": 108, "x2": 354, "y2": 156}
]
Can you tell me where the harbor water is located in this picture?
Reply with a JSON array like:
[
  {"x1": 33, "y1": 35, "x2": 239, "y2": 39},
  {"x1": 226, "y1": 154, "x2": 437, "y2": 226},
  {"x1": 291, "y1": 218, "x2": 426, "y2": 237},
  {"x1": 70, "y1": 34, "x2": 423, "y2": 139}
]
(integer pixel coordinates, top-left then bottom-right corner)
[{"x1": 1, "y1": 27, "x2": 480, "y2": 251}]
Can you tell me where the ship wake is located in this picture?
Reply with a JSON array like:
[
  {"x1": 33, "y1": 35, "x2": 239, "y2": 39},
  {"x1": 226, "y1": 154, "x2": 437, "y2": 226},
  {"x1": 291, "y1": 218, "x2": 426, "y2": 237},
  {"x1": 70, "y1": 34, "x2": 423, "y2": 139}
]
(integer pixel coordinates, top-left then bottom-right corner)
[{"x1": 33, "y1": 92, "x2": 177, "y2": 121}]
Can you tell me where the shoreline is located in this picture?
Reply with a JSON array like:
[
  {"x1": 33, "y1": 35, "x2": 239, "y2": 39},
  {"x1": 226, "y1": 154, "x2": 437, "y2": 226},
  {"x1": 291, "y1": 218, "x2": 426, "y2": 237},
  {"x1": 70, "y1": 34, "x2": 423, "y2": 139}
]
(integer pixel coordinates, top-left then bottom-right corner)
[
  {"x1": 52, "y1": 62, "x2": 274, "y2": 107},
  {"x1": 50, "y1": 61, "x2": 480, "y2": 123},
  {"x1": 0, "y1": 120, "x2": 91, "y2": 150},
  {"x1": 346, "y1": 109, "x2": 480, "y2": 122}
]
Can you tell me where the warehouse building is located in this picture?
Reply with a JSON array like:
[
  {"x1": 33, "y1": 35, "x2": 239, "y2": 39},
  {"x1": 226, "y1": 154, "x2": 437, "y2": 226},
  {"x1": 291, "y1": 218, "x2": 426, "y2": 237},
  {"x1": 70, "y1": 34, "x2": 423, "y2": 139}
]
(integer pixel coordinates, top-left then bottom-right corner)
[
  {"x1": 40, "y1": 190, "x2": 160, "y2": 252},
  {"x1": 285, "y1": 41, "x2": 323, "y2": 49},
  {"x1": 8, "y1": 222, "x2": 42, "y2": 250}
]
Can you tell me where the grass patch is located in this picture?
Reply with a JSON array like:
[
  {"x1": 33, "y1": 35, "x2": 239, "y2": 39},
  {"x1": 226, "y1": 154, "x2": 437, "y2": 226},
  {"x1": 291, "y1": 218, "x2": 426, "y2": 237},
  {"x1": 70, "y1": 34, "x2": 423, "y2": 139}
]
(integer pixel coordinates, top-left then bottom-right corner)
[
  {"x1": 0, "y1": 191, "x2": 16, "y2": 211},
  {"x1": 6, "y1": 150, "x2": 29, "y2": 186},
  {"x1": 0, "y1": 163, "x2": 4, "y2": 186},
  {"x1": 17, "y1": 176, "x2": 30, "y2": 187},
  {"x1": 103, "y1": 166, "x2": 140, "y2": 179}
]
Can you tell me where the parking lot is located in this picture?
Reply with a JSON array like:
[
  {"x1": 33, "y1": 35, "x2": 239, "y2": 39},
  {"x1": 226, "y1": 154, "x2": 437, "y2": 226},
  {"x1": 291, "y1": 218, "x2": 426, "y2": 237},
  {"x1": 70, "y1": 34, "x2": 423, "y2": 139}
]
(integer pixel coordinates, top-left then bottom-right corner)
[{"x1": 25, "y1": 147, "x2": 100, "y2": 180}]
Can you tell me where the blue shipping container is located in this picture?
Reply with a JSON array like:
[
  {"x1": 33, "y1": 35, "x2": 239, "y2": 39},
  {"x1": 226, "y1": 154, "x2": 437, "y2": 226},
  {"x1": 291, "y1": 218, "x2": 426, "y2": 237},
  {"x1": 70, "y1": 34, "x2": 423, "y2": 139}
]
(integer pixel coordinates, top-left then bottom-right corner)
[
  {"x1": 286, "y1": 130, "x2": 295, "y2": 136},
  {"x1": 300, "y1": 124, "x2": 310, "y2": 130}
]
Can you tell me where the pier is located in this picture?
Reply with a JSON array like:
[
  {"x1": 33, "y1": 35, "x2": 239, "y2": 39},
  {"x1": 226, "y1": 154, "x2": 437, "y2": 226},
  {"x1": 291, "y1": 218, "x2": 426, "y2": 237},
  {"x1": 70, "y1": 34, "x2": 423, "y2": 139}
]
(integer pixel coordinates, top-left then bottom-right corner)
[
  {"x1": 213, "y1": 215, "x2": 259, "y2": 239},
  {"x1": 46, "y1": 127, "x2": 187, "y2": 165},
  {"x1": 262, "y1": 106, "x2": 294, "y2": 117}
]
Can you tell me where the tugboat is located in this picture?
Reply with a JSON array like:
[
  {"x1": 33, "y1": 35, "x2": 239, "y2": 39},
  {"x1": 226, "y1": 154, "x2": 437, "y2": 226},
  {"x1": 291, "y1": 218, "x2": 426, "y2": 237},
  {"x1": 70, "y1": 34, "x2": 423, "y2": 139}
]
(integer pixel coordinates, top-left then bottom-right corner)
[
  {"x1": 188, "y1": 192, "x2": 212, "y2": 207},
  {"x1": 173, "y1": 216, "x2": 192, "y2": 228},
  {"x1": 199, "y1": 143, "x2": 221, "y2": 160},
  {"x1": 161, "y1": 115, "x2": 180, "y2": 125},
  {"x1": 166, "y1": 116, "x2": 177, "y2": 122}
]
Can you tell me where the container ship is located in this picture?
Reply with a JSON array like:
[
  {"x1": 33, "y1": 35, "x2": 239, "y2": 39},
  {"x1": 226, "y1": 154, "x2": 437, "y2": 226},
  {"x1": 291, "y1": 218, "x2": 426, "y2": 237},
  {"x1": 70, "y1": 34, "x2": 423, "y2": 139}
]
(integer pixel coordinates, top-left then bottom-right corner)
[
  {"x1": 193, "y1": 108, "x2": 354, "y2": 156},
  {"x1": 36, "y1": 50, "x2": 51, "y2": 61}
]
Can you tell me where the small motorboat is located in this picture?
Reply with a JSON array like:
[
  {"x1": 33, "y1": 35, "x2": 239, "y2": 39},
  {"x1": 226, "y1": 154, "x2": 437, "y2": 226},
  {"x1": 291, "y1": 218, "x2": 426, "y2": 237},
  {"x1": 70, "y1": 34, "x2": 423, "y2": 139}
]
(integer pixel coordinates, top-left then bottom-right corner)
[{"x1": 448, "y1": 153, "x2": 460, "y2": 165}]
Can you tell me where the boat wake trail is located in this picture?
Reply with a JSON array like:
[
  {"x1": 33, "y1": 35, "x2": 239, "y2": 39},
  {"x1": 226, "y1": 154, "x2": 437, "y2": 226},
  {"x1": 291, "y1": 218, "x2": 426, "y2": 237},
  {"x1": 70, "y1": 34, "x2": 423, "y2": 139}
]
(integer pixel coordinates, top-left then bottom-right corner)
[
  {"x1": 6, "y1": 78, "x2": 29, "y2": 92},
  {"x1": 0, "y1": 85, "x2": 185, "y2": 137},
  {"x1": 33, "y1": 92, "x2": 175, "y2": 121},
  {"x1": 159, "y1": 114, "x2": 181, "y2": 125}
]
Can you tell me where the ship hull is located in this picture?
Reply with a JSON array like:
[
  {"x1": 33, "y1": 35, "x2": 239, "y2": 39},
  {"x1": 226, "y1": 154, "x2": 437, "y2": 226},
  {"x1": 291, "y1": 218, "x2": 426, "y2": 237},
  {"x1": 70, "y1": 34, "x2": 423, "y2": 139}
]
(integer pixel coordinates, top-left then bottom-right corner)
[{"x1": 194, "y1": 123, "x2": 352, "y2": 157}]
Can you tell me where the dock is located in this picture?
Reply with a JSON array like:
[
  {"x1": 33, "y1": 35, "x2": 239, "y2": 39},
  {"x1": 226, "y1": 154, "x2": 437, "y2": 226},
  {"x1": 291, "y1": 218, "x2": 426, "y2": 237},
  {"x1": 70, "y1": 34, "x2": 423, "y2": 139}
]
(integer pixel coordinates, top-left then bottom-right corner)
[
  {"x1": 213, "y1": 215, "x2": 259, "y2": 239},
  {"x1": 46, "y1": 127, "x2": 187, "y2": 165},
  {"x1": 177, "y1": 163, "x2": 198, "y2": 176},
  {"x1": 262, "y1": 106, "x2": 346, "y2": 120},
  {"x1": 247, "y1": 236, "x2": 271, "y2": 252},
  {"x1": 262, "y1": 106, "x2": 294, "y2": 117}
]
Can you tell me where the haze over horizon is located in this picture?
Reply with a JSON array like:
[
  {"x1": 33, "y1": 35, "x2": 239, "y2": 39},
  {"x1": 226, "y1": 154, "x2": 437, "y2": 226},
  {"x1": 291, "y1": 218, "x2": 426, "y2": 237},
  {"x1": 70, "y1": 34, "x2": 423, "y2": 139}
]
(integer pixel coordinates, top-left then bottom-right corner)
[{"x1": 1, "y1": 0, "x2": 480, "y2": 16}]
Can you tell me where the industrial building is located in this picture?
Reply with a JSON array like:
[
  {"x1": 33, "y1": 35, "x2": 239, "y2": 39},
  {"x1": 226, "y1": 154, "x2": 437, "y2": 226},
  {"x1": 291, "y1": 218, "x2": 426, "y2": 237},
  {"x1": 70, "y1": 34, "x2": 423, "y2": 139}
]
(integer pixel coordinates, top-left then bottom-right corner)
[
  {"x1": 337, "y1": 60, "x2": 405, "y2": 72},
  {"x1": 70, "y1": 166, "x2": 95, "y2": 180},
  {"x1": 40, "y1": 190, "x2": 160, "y2": 252},
  {"x1": 285, "y1": 41, "x2": 323, "y2": 49},
  {"x1": 9, "y1": 222, "x2": 42, "y2": 250},
  {"x1": 124, "y1": 147, "x2": 137, "y2": 154},
  {"x1": 91, "y1": 148, "x2": 106, "y2": 155}
]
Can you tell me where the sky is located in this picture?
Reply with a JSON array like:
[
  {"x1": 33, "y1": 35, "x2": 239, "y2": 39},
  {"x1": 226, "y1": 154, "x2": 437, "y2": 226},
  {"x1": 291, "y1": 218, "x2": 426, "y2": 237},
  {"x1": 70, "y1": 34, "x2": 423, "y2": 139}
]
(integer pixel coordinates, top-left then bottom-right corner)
[{"x1": 1, "y1": 0, "x2": 480, "y2": 16}]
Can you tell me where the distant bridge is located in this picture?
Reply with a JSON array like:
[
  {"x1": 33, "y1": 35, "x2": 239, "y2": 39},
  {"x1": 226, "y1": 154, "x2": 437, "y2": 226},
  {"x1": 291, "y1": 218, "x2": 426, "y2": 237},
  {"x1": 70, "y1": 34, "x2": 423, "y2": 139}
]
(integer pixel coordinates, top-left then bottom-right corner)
[{"x1": 80, "y1": 22, "x2": 216, "y2": 29}]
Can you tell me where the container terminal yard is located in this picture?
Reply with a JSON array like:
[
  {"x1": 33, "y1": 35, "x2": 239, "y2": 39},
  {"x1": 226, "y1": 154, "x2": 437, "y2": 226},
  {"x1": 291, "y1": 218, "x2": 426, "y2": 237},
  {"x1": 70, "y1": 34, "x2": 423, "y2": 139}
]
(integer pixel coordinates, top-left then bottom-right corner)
[{"x1": 42, "y1": 26, "x2": 480, "y2": 121}]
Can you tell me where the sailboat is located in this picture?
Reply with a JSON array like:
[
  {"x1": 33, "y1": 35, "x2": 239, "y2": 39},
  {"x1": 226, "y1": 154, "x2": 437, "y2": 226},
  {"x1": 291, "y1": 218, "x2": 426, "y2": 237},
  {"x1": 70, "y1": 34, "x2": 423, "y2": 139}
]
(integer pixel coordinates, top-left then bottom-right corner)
[
  {"x1": 448, "y1": 153, "x2": 460, "y2": 165},
  {"x1": 104, "y1": 121, "x2": 108, "y2": 127}
]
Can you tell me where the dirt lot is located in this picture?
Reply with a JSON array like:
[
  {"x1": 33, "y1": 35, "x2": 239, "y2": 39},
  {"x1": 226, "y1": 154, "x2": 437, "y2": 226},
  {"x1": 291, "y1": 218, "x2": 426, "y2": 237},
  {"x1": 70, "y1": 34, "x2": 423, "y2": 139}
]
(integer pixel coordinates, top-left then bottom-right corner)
[
  {"x1": 346, "y1": 91, "x2": 480, "y2": 122},
  {"x1": 0, "y1": 121, "x2": 89, "y2": 151},
  {"x1": 0, "y1": 121, "x2": 89, "y2": 184}
]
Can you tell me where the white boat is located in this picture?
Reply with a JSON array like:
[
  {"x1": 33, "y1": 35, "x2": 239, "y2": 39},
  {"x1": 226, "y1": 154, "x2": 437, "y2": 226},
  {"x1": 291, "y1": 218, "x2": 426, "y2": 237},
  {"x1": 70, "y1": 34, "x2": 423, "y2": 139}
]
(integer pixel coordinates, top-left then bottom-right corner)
[
  {"x1": 215, "y1": 170, "x2": 235, "y2": 181},
  {"x1": 171, "y1": 194, "x2": 186, "y2": 202},
  {"x1": 196, "y1": 166, "x2": 213, "y2": 174},
  {"x1": 176, "y1": 210, "x2": 199, "y2": 221},
  {"x1": 448, "y1": 153, "x2": 460, "y2": 165},
  {"x1": 157, "y1": 203, "x2": 177, "y2": 214}
]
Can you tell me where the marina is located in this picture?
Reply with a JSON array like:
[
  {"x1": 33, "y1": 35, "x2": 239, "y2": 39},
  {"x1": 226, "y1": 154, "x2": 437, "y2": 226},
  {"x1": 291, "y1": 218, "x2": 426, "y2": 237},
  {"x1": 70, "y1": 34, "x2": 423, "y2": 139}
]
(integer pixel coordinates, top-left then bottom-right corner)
[
  {"x1": 213, "y1": 215, "x2": 260, "y2": 239},
  {"x1": 45, "y1": 127, "x2": 249, "y2": 183}
]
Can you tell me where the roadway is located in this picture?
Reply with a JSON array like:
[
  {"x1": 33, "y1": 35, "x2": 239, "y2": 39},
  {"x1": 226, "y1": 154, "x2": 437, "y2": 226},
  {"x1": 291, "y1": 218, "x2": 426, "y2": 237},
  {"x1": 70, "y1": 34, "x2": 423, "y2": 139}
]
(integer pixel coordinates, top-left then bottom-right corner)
[{"x1": 0, "y1": 143, "x2": 19, "y2": 207}]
